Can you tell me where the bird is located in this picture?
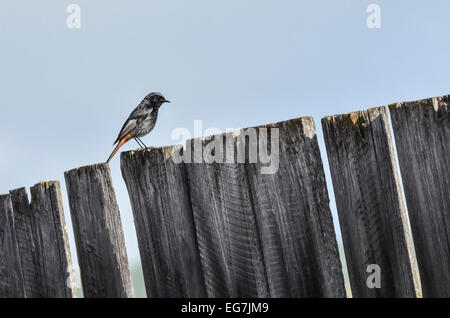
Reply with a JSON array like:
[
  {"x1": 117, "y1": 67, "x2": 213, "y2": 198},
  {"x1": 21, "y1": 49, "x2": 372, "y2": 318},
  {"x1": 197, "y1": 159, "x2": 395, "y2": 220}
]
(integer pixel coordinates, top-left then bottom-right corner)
[{"x1": 106, "y1": 92, "x2": 170, "y2": 163}]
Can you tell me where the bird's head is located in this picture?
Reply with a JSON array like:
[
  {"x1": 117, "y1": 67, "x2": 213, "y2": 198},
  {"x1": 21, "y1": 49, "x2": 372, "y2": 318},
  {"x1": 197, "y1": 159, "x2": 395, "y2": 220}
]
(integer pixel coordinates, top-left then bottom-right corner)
[{"x1": 145, "y1": 92, "x2": 170, "y2": 107}]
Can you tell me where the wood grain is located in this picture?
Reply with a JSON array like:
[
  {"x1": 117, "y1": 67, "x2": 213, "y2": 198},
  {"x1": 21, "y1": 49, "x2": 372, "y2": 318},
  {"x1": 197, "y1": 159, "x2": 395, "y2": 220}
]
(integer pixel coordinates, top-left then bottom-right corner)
[
  {"x1": 121, "y1": 145, "x2": 206, "y2": 297},
  {"x1": 322, "y1": 107, "x2": 419, "y2": 298},
  {"x1": 186, "y1": 134, "x2": 269, "y2": 297},
  {"x1": 9, "y1": 182, "x2": 74, "y2": 298},
  {"x1": 245, "y1": 118, "x2": 346, "y2": 297},
  {"x1": 0, "y1": 194, "x2": 25, "y2": 297},
  {"x1": 389, "y1": 95, "x2": 450, "y2": 297},
  {"x1": 185, "y1": 118, "x2": 345, "y2": 297},
  {"x1": 65, "y1": 163, "x2": 133, "y2": 298}
]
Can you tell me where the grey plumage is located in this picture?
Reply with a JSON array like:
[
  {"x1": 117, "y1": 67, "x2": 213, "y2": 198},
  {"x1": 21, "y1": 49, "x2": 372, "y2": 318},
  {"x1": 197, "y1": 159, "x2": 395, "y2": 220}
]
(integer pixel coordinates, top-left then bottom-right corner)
[
  {"x1": 107, "y1": 92, "x2": 170, "y2": 163},
  {"x1": 114, "y1": 92, "x2": 168, "y2": 144}
]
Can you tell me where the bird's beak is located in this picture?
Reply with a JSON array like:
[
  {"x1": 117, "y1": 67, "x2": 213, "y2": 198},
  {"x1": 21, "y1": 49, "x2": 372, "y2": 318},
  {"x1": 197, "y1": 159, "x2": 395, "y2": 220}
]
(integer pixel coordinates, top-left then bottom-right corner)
[{"x1": 164, "y1": 100, "x2": 171, "y2": 103}]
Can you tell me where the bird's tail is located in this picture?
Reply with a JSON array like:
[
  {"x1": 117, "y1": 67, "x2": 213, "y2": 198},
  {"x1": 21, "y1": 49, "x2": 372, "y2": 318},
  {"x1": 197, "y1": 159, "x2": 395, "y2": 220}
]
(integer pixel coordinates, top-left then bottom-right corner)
[{"x1": 106, "y1": 134, "x2": 132, "y2": 163}]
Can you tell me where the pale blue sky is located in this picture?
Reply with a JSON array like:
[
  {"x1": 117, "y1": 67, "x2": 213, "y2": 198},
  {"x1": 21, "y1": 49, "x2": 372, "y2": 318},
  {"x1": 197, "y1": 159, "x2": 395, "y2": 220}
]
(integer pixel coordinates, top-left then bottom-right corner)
[{"x1": 1, "y1": 1, "x2": 450, "y2": 275}]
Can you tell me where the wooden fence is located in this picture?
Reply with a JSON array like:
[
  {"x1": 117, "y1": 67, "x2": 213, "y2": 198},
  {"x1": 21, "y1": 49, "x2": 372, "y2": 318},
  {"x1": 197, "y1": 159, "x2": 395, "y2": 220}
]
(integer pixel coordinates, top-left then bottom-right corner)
[{"x1": 0, "y1": 94, "x2": 448, "y2": 298}]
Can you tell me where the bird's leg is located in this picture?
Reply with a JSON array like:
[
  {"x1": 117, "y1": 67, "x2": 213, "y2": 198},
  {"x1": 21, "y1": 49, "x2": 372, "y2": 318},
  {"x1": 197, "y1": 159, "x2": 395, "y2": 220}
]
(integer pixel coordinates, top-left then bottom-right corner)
[
  {"x1": 136, "y1": 137, "x2": 148, "y2": 148},
  {"x1": 134, "y1": 137, "x2": 144, "y2": 149}
]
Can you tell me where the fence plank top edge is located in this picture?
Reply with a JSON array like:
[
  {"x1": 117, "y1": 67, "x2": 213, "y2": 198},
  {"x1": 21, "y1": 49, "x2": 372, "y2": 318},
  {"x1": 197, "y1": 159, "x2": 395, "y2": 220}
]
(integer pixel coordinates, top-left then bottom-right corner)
[
  {"x1": 64, "y1": 162, "x2": 110, "y2": 176},
  {"x1": 388, "y1": 93, "x2": 450, "y2": 111},
  {"x1": 121, "y1": 144, "x2": 183, "y2": 160},
  {"x1": 31, "y1": 181, "x2": 59, "y2": 189},
  {"x1": 9, "y1": 187, "x2": 28, "y2": 196},
  {"x1": 321, "y1": 106, "x2": 386, "y2": 123},
  {"x1": 186, "y1": 116, "x2": 316, "y2": 143},
  {"x1": 6, "y1": 181, "x2": 60, "y2": 194},
  {"x1": 7, "y1": 181, "x2": 62, "y2": 207}
]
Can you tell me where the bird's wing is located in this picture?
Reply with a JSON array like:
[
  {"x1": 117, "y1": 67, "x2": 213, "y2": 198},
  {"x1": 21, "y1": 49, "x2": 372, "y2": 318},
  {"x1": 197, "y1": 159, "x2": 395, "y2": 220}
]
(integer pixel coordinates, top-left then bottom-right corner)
[{"x1": 113, "y1": 110, "x2": 151, "y2": 144}]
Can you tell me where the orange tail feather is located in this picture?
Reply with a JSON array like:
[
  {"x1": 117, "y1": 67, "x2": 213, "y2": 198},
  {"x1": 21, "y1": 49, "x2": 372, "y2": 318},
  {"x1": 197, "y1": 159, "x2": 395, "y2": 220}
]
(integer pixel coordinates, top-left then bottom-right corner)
[{"x1": 106, "y1": 134, "x2": 132, "y2": 163}]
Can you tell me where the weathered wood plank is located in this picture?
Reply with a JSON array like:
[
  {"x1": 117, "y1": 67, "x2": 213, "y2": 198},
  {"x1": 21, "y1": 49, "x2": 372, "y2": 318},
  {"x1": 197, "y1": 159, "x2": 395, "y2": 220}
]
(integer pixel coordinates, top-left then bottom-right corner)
[
  {"x1": 185, "y1": 118, "x2": 345, "y2": 297},
  {"x1": 389, "y1": 95, "x2": 450, "y2": 297},
  {"x1": 121, "y1": 145, "x2": 206, "y2": 297},
  {"x1": 30, "y1": 182, "x2": 75, "y2": 297},
  {"x1": 245, "y1": 118, "x2": 346, "y2": 297},
  {"x1": 65, "y1": 163, "x2": 133, "y2": 298},
  {"x1": 322, "y1": 107, "x2": 419, "y2": 298},
  {"x1": 0, "y1": 194, "x2": 25, "y2": 297},
  {"x1": 9, "y1": 188, "x2": 40, "y2": 297},
  {"x1": 185, "y1": 134, "x2": 270, "y2": 297},
  {"x1": 9, "y1": 182, "x2": 75, "y2": 298}
]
